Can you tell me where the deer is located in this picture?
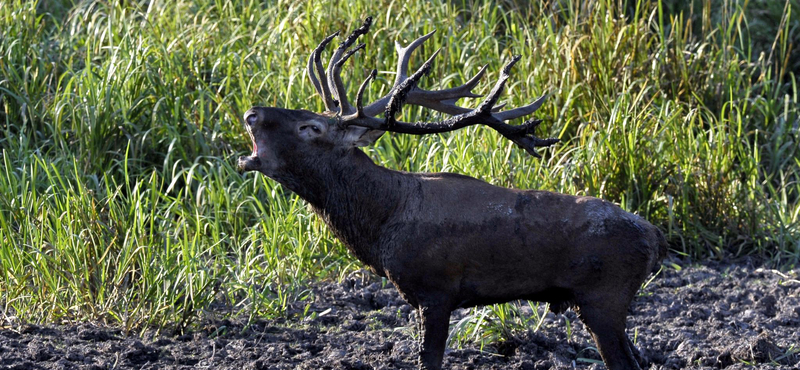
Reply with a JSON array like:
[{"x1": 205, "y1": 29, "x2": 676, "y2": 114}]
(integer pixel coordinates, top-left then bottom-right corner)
[{"x1": 238, "y1": 17, "x2": 667, "y2": 370}]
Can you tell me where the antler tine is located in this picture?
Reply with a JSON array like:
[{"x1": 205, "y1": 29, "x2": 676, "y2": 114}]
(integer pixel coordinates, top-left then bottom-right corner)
[
  {"x1": 354, "y1": 69, "x2": 378, "y2": 118},
  {"x1": 479, "y1": 56, "x2": 547, "y2": 121},
  {"x1": 476, "y1": 55, "x2": 520, "y2": 113},
  {"x1": 504, "y1": 117, "x2": 560, "y2": 157},
  {"x1": 335, "y1": 43, "x2": 366, "y2": 69},
  {"x1": 404, "y1": 64, "x2": 488, "y2": 115},
  {"x1": 394, "y1": 30, "x2": 437, "y2": 85},
  {"x1": 307, "y1": 54, "x2": 323, "y2": 98},
  {"x1": 413, "y1": 64, "x2": 487, "y2": 100},
  {"x1": 310, "y1": 32, "x2": 339, "y2": 111},
  {"x1": 327, "y1": 17, "x2": 372, "y2": 115},
  {"x1": 385, "y1": 49, "x2": 440, "y2": 125},
  {"x1": 361, "y1": 31, "x2": 435, "y2": 117},
  {"x1": 494, "y1": 94, "x2": 547, "y2": 121},
  {"x1": 329, "y1": 43, "x2": 366, "y2": 115}
]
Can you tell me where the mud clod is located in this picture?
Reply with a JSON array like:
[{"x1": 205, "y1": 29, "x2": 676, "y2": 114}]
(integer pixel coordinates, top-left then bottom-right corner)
[{"x1": 718, "y1": 332, "x2": 796, "y2": 367}]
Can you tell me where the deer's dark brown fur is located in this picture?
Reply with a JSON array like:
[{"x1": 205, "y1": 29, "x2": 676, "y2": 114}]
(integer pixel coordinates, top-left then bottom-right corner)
[{"x1": 238, "y1": 18, "x2": 667, "y2": 370}]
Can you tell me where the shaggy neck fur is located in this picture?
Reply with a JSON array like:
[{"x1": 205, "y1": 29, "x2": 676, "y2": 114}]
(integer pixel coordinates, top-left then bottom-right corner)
[{"x1": 274, "y1": 148, "x2": 409, "y2": 273}]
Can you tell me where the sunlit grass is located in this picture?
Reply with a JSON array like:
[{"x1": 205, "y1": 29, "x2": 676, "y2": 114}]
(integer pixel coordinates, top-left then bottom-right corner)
[{"x1": 1, "y1": 0, "x2": 798, "y2": 337}]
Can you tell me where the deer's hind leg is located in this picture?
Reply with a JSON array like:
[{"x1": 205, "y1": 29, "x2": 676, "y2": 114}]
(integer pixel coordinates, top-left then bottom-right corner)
[{"x1": 627, "y1": 335, "x2": 646, "y2": 367}]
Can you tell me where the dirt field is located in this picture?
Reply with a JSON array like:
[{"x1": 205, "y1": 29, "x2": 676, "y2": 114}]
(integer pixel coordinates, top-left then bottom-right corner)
[{"x1": 1, "y1": 259, "x2": 798, "y2": 370}]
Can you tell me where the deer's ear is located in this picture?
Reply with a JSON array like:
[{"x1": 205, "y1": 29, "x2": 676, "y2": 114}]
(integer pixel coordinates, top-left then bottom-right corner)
[
  {"x1": 296, "y1": 119, "x2": 327, "y2": 141},
  {"x1": 343, "y1": 126, "x2": 385, "y2": 147}
]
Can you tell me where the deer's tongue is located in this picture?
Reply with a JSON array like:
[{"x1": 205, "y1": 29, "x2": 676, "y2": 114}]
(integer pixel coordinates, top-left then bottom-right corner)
[{"x1": 248, "y1": 130, "x2": 258, "y2": 156}]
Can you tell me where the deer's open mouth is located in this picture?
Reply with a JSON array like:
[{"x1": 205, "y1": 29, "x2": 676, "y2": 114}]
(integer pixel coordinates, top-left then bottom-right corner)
[
  {"x1": 245, "y1": 126, "x2": 258, "y2": 156},
  {"x1": 239, "y1": 126, "x2": 259, "y2": 172}
]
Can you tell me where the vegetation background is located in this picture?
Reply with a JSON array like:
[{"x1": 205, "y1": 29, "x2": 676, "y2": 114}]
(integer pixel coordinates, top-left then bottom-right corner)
[{"x1": 1, "y1": 0, "x2": 798, "y2": 340}]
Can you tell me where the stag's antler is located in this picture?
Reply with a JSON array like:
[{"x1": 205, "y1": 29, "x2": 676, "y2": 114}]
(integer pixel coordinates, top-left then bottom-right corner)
[{"x1": 306, "y1": 17, "x2": 559, "y2": 157}]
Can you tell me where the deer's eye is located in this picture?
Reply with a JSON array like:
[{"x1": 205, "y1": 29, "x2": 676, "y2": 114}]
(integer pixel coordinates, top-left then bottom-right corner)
[{"x1": 245, "y1": 113, "x2": 258, "y2": 126}]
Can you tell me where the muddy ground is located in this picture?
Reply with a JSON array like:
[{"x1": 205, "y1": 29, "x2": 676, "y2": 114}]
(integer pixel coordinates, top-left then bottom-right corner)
[{"x1": 1, "y1": 259, "x2": 799, "y2": 370}]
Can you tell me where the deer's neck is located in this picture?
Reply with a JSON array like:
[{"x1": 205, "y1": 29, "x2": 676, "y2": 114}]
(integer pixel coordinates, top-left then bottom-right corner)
[{"x1": 277, "y1": 149, "x2": 408, "y2": 273}]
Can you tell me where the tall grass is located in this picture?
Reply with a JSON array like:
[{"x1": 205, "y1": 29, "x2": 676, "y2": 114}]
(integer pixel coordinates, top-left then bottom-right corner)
[{"x1": 1, "y1": 0, "x2": 798, "y2": 336}]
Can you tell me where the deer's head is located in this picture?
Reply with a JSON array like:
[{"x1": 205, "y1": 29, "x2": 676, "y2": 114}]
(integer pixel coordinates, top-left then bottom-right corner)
[{"x1": 238, "y1": 17, "x2": 558, "y2": 177}]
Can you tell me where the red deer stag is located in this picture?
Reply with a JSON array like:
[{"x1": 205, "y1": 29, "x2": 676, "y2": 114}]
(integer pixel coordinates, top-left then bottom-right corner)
[{"x1": 238, "y1": 17, "x2": 667, "y2": 370}]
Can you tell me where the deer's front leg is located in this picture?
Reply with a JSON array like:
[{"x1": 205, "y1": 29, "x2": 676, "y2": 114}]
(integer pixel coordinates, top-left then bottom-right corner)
[{"x1": 418, "y1": 304, "x2": 450, "y2": 370}]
